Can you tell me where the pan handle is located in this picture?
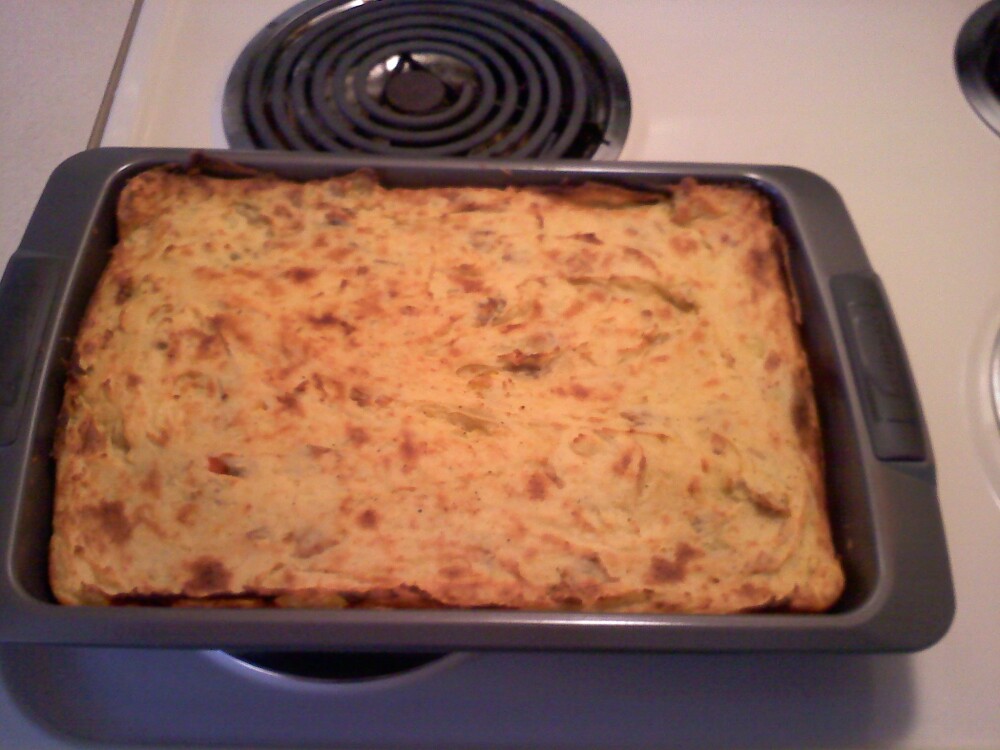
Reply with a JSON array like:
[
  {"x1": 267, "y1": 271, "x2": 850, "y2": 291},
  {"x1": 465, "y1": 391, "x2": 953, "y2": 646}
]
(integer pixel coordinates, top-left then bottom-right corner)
[
  {"x1": 0, "y1": 256, "x2": 63, "y2": 446},
  {"x1": 831, "y1": 273, "x2": 927, "y2": 462}
]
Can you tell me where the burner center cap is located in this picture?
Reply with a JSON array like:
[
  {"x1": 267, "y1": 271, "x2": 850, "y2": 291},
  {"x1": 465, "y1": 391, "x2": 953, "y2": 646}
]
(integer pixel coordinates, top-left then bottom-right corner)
[{"x1": 384, "y1": 69, "x2": 447, "y2": 114}]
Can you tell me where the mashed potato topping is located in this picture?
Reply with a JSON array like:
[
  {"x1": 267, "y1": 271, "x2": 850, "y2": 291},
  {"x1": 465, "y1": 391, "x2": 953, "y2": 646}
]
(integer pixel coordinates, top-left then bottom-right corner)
[{"x1": 50, "y1": 167, "x2": 843, "y2": 612}]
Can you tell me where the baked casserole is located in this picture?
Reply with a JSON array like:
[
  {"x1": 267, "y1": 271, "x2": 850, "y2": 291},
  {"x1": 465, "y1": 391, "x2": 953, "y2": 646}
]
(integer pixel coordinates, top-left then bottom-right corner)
[{"x1": 50, "y1": 166, "x2": 844, "y2": 612}]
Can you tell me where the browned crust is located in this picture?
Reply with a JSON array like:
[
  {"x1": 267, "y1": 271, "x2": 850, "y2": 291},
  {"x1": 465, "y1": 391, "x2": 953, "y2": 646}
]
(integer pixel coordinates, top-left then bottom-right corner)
[{"x1": 50, "y1": 167, "x2": 844, "y2": 613}]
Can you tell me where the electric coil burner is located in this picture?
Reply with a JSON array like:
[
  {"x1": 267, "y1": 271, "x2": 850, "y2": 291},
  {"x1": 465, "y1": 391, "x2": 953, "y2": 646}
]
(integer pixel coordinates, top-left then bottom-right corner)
[
  {"x1": 956, "y1": 0, "x2": 1000, "y2": 136},
  {"x1": 222, "y1": 0, "x2": 630, "y2": 157},
  {"x1": 218, "y1": 0, "x2": 629, "y2": 681}
]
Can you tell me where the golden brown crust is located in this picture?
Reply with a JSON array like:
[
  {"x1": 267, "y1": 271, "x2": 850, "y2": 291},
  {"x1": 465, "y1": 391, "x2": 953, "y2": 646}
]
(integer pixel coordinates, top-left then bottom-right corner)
[{"x1": 49, "y1": 168, "x2": 844, "y2": 613}]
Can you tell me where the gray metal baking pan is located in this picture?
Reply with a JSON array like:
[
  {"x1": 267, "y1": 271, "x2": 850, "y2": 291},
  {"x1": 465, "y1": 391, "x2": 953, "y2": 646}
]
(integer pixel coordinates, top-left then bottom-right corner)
[{"x1": 0, "y1": 148, "x2": 954, "y2": 651}]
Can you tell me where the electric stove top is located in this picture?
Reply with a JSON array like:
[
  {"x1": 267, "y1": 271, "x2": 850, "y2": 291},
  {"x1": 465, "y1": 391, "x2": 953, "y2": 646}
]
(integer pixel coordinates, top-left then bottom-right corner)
[{"x1": 2, "y1": 1, "x2": 999, "y2": 747}]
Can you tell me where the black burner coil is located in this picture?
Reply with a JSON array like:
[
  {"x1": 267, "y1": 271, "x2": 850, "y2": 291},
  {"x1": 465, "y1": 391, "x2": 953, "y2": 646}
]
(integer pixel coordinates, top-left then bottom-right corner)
[{"x1": 223, "y1": 0, "x2": 630, "y2": 158}]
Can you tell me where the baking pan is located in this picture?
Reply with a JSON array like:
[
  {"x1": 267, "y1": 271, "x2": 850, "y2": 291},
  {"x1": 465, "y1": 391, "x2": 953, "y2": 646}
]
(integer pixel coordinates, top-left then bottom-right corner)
[{"x1": 0, "y1": 148, "x2": 954, "y2": 651}]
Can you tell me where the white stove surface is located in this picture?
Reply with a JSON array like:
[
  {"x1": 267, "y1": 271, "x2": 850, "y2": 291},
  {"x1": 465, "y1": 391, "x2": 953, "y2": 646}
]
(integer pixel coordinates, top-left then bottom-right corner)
[{"x1": 5, "y1": 1, "x2": 1000, "y2": 747}]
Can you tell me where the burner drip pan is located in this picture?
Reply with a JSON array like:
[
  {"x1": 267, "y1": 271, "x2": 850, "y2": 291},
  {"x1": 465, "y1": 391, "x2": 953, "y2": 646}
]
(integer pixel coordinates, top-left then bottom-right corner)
[{"x1": 223, "y1": 650, "x2": 451, "y2": 681}]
